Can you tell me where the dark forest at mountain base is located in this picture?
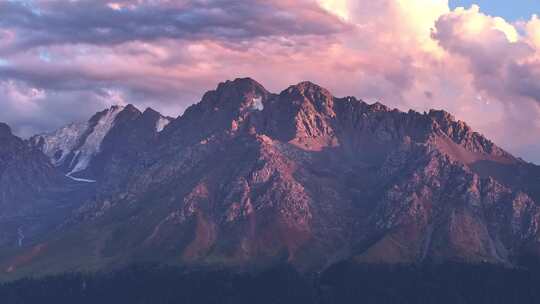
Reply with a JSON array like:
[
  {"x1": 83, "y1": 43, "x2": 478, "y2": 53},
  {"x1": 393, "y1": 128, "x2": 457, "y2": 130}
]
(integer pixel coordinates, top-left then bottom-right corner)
[{"x1": 2, "y1": 261, "x2": 540, "y2": 304}]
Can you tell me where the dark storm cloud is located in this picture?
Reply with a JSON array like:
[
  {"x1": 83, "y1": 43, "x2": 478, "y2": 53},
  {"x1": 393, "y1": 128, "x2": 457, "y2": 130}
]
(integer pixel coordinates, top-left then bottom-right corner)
[{"x1": 0, "y1": 0, "x2": 349, "y2": 53}]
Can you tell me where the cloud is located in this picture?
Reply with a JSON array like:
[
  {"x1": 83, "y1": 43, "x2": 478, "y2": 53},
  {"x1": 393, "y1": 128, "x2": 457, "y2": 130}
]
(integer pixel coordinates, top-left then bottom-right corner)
[
  {"x1": 0, "y1": 79, "x2": 120, "y2": 136},
  {"x1": 0, "y1": 0, "x2": 349, "y2": 53},
  {"x1": 525, "y1": 15, "x2": 540, "y2": 49},
  {"x1": 0, "y1": 0, "x2": 539, "y2": 164},
  {"x1": 0, "y1": 0, "x2": 350, "y2": 137},
  {"x1": 429, "y1": 5, "x2": 540, "y2": 160},
  {"x1": 432, "y1": 5, "x2": 538, "y2": 102}
]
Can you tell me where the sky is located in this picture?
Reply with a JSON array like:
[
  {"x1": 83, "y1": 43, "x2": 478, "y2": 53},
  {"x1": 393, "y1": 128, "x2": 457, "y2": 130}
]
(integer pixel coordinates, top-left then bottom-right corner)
[
  {"x1": 450, "y1": 0, "x2": 540, "y2": 21},
  {"x1": 0, "y1": 0, "x2": 539, "y2": 164}
]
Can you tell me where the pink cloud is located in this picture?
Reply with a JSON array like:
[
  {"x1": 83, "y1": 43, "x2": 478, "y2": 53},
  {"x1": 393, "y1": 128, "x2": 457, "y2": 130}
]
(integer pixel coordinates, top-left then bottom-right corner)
[{"x1": 0, "y1": 0, "x2": 539, "y2": 163}]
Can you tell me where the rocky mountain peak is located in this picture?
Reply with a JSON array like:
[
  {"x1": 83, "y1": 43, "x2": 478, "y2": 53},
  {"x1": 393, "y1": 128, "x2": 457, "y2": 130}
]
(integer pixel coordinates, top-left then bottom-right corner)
[
  {"x1": 140, "y1": 108, "x2": 160, "y2": 124},
  {"x1": 122, "y1": 104, "x2": 140, "y2": 114},
  {"x1": 142, "y1": 107, "x2": 161, "y2": 118},
  {"x1": 141, "y1": 107, "x2": 172, "y2": 132},
  {"x1": 280, "y1": 81, "x2": 335, "y2": 114},
  {"x1": 161, "y1": 78, "x2": 270, "y2": 145},
  {"x1": 259, "y1": 81, "x2": 338, "y2": 141},
  {"x1": 285, "y1": 81, "x2": 332, "y2": 97},
  {"x1": 428, "y1": 109, "x2": 456, "y2": 124},
  {"x1": 216, "y1": 77, "x2": 265, "y2": 91},
  {"x1": 206, "y1": 77, "x2": 269, "y2": 111},
  {"x1": 30, "y1": 104, "x2": 165, "y2": 181},
  {"x1": 368, "y1": 101, "x2": 391, "y2": 112}
]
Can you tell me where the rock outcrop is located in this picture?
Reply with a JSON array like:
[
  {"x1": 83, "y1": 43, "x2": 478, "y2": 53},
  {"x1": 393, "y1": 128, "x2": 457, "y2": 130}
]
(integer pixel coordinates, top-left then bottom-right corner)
[{"x1": 31, "y1": 105, "x2": 172, "y2": 183}]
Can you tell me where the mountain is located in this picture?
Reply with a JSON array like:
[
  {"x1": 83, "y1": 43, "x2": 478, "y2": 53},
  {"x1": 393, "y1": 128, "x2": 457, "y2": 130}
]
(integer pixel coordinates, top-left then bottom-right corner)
[
  {"x1": 0, "y1": 123, "x2": 59, "y2": 215},
  {"x1": 1, "y1": 78, "x2": 540, "y2": 279},
  {"x1": 0, "y1": 123, "x2": 94, "y2": 257},
  {"x1": 30, "y1": 105, "x2": 172, "y2": 184}
]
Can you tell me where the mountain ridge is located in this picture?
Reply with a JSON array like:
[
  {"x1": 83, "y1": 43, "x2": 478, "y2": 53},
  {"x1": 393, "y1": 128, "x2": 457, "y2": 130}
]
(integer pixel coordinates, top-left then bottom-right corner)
[
  {"x1": 0, "y1": 77, "x2": 539, "y2": 279},
  {"x1": 30, "y1": 104, "x2": 173, "y2": 183}
]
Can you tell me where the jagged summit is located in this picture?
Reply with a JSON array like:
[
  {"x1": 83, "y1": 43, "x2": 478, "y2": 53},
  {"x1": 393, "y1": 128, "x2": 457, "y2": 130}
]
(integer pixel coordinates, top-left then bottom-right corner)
[
  {"x1": 367, "y1": 101, "x2": 391, "y2": 112},
  {"x1": 428, "y1": 109, "x2": 456, "y2": 122},
  {"x1": 216, "y1": 77, "x2": 267, "y2": 91},
  {"x1": 156, "y1": 78, "x2": 518, "y2": 161},
  {"x1": 142, "y1": 107, "x2": 161, "y2": 116},
  {"x1": 31, "y1": 104, "x2": 171, "y2": 182},
  {"x1": 142, "y1": 107, "x2": 173, "y2": 132},
  {"x1": 284, "y1": 81, "x2": 333, "y2": 97},
  {"x1": 279, "y1": 81, "x2": 336, "y2": 115},
  {"x1": 204, "y1": 77, "x2": 270, "y2": 110},
  {"x1": 122, "y1": 104, "x2": 140, "y2": 113}
]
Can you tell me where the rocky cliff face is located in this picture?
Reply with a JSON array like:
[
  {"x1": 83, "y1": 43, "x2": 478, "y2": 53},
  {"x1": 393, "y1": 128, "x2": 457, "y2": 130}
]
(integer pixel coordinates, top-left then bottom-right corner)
[
  {"x1": 1, "y1": 78, "x2": 540, "y2": 278},
  {"x1": 31, "y1": 105, "x2": 172, "y2": 183}
]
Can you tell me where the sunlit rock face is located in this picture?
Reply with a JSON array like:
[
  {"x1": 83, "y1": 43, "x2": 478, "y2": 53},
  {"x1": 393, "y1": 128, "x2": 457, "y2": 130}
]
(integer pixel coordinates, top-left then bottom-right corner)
[{"x1": 1, "y1": 78, "x2": 540, "y2": 279}]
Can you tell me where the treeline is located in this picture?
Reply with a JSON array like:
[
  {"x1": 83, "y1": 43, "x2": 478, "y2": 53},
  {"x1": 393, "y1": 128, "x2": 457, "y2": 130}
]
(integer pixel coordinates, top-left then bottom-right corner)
[
  {"x1": 320, "y1": 261, "x2": 540, "y2": 304},
  {"x1": 2, "y1": 261, "x2": 540, "y2": 304},
  {"x1": 0, "y1": 264, "x2": 316, "y2": 304}
]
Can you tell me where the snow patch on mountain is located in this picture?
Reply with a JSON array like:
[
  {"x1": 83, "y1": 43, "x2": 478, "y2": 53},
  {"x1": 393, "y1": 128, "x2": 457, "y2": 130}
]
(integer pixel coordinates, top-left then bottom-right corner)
[
  {"x1": 32, "y1": 105, "x2": 125, "y2": 179},
  {"x1": 67, "y1": 106, "x2": 124, "y2": 175},
  {"x1": 156, "y1": 117, "x2": 171, "y2": 132},
  {"x1": 32, "y1": 122, "x2": 88, "y2": 167},
  {"x1": 66, "y1": 173, "x2": 97, "y2": 183},
  {"x1": 252, "y1": 96, "x2": 264, "y2": 111}
]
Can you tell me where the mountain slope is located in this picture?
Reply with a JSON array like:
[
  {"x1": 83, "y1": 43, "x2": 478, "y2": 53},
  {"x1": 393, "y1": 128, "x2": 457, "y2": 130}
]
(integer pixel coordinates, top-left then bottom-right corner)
[
  {"x1": 31, "y1": 105, "x2": 172, "y2": 184},
  {"x1": 0, "y1": 123, "x2": 94, "y2": 257},
  {"x1": 0, "y1": 123, "x2": 61, "y2": 215},
  {"x1": 1, "y1": 78, "x2": 540, "y2": 279}
]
